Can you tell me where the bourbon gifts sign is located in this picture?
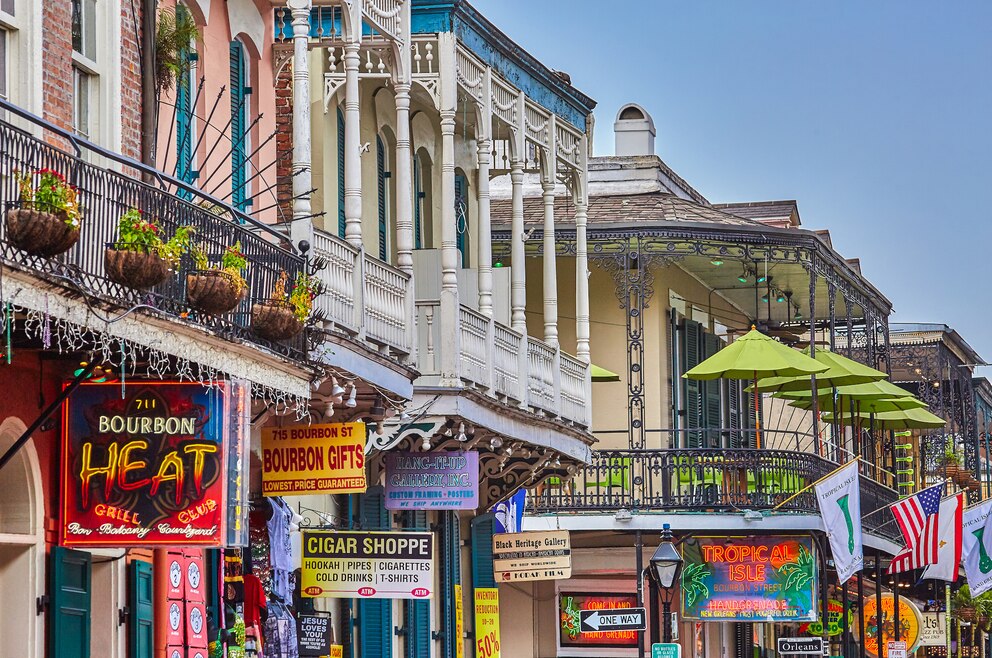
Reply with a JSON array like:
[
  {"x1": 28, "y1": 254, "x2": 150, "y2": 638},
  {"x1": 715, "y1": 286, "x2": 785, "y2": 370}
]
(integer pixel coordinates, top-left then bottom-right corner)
[{"x1": 60, "y1": 382, "x2": 229, "y2": 547}]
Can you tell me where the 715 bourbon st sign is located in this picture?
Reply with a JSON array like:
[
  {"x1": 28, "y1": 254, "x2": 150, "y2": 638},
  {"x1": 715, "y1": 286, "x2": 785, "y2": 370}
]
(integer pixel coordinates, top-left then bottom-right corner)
[{"x1": 61, "y1": 382, "x2": 228, "y2": 546}]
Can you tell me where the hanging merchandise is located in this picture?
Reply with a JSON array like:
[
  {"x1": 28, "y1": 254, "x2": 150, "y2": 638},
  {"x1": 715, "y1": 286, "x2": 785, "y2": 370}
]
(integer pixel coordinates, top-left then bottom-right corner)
[
  {"x1": 263, "y1": 599, "x2": 300, "y2": 658},
  {"x1": 267, "y1": 497, "x2": 296, "y2": 602},
  {"x1": 249, "y1": 500, "x2": 274, "y2": 595},
  {"x1": 225, "y1": 550, "x2": 246, "y2": 604}
]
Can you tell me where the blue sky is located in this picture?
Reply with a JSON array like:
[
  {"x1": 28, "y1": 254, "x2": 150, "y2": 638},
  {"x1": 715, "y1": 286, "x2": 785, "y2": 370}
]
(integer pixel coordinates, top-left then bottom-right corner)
[{"x1": 473, "y1": 0, "x2": 992, "y2": 371}]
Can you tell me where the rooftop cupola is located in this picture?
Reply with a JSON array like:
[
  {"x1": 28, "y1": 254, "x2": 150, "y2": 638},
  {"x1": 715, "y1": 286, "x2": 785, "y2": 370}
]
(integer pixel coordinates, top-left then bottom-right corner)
[{"x1": 614, "y1": 103, "x2": 656, "y2": 156}]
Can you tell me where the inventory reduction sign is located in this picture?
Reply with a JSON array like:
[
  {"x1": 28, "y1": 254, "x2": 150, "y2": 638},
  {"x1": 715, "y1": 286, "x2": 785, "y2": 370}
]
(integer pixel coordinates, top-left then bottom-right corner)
[
  {"x1": 301, "y1": 530, "x2": 434, "y2": 599},
  {"x1": 474, "y1": 588, "x2": 501, "y2": 658},
  {"x1": 680, "y1": 536, "x2": 817, "y2": 622},
  {"x1": 493, "y1": 530, "x2": 571, "y2": 582},
  {"x1": 261, "y1": 422, "x2": 366, "y2": 495},
  {"x1": 384, "y1": 451, "x2": 479, "y2": 510},
  {"x1": 61, "y1": 382, "x2": 228, "y2": 547}
]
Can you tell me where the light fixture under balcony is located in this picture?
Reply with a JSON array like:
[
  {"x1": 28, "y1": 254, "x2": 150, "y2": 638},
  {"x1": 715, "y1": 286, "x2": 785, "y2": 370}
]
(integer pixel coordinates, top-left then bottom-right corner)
[
  {"x1": 421, "y1": 435, "x2": 432, "y2": 451},
  {"x1": 329, "y1": 377, "x2": 346, "y2": 404},
  {"x1": 345, "y1": 383, "x2": 358, "y2": 408}
]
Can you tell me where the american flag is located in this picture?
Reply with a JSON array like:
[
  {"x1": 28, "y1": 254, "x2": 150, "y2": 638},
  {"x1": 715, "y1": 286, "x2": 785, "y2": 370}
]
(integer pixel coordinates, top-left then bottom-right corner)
[{"x1": 888, "y1": 483, "x2": 944, "y2": 574}]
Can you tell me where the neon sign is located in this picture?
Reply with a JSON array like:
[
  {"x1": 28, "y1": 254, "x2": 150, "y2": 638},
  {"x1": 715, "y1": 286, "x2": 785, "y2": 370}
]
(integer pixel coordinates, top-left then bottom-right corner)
[
  {"x1": 559, "y1": 593, "x2": 638, "y2": 648},
  {"x1": 61, "y1": 382, "x2": 228, "y2": 546},
  {"x1": 681, "y1": 536, "x2": 817, "y2": 622}
]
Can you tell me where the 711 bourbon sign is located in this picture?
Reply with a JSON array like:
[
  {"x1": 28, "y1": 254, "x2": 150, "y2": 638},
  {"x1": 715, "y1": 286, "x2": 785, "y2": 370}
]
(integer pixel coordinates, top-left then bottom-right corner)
[{"x1": 60, "y1": 382, "x2": 229, "y2": 547}]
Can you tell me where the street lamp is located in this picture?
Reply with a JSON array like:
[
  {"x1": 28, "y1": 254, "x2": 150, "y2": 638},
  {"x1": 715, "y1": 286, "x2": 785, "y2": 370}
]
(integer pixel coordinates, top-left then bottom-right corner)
[{"x1": 650, "y1": 523, "x2": 683, "y2": 643}]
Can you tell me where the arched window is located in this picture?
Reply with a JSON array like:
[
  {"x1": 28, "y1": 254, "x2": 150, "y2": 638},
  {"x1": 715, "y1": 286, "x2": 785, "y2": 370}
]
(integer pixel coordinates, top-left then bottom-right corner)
[
  {"x1": 413, "y1": 153, "x2": 422, "y2": 250},
  {"x1": 336, "y1": 108, "x2": 345, "y2": 238},
  {"x1": 229, "y1": 39, "x2": 250, "y2": 212},
  {"x1": 175, "y1": 4, "x2": 196, "y2": 198},
  {"x1": 454, "y1": 170, "x2": 468, "y2": 268}
]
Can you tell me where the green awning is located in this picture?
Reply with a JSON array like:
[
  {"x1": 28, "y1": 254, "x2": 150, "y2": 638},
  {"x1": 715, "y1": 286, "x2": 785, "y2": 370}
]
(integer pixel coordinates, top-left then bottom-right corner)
[{"x1": 591, "y1": 364, "x2": 621, "y2": 382}]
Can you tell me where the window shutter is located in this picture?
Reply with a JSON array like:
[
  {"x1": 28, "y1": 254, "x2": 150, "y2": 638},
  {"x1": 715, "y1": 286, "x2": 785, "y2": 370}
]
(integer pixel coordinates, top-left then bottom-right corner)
[
  {"x1": 50, "y1": 546, "x2": 92, "y2": 658},
  {"x1": 454, "y1": 174, "x2": 467, "y2": 268},
  {"x1": 470, "y1": 513, "x2": 496, "y2": 589},
  {"x1": 404, "y1": 511, "x2": 430, "y2": 658},
  {"x1": 128, "y1": 560, "x2": 154, "y2": 658},
  {"x1": 728, "y1": 381, "x2": 742, "y2": 449},
  {"x1": 359, "y1": 487, "x2": 392, "y2": 658},
  {"x1": 229, "y1": 40, "x2": 248, "y2": 212},
  {"x1": 682, "y1": 319, "x2": 702, "y2": 449},
  {"x1": 175, "y1": 5, "x2": 194, "y2": 198},
  {"x1": 337, "y1": 109, "x2": 346, "y2": 238},
  {"x1": 703, "y1": 333, "x2": 723, "y2": 447},
  {"x1": 377, "y1": 135, "x2": 387, "y2": 260},
  {"x1": 441, "y1": 511, "x2": 462, "y2": 658},
  {"x1": 413, "y1": 155, "x2": 422, "y2": 250}
]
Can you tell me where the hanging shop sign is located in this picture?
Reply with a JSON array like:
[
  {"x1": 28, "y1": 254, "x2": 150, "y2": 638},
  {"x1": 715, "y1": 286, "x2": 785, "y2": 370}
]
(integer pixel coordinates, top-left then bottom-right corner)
[
  {"x1": 861, "y1": 594, "x2": 922, "y2": 658},
  {"x1": 559, "y1": 593, "x2": 640, "y2": 649},
  {"x1": 919, "y1": 611, "x2": 947, "y2": 646},
  {"x1": 474, "y1": 588, "x2": 501, "y2": 658},
  {"x1": 297, "y1": 613, "x2": 333, "y2": 657},
  {"x1": 260, "y1": 422, "x2": 366, "y2": 495},
  {"x1": 801, "y1": 599, "x2": 852, "y2": 636},
  {"x1": 455, "y1": 584, "x2": 465, "y2": 658},
  {"x1": 61, "y1": 382, "x2": 229, "y2": 547},
  {"x1": 680, "y1": 536, "x2": 817, "y2": 622},
  {"x1": 493, "y1": 530, "x2": 571, "y2": 582},
  {"x1": 300, "y1": 530, "x2": 434, "y2": 599},
  {"x1": 384, "y1": 451, "x2": 479, "y2": 510}
]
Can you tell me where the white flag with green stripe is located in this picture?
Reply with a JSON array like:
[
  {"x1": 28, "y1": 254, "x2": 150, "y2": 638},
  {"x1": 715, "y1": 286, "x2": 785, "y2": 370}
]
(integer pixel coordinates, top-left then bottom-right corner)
[{"x1": 815, "y1": 461, "x2": 863, "y2": 584}]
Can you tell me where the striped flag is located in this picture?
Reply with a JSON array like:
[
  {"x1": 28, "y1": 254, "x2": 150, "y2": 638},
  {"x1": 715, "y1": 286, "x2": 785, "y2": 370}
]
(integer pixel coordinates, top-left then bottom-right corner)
[{"x1": 888, "y1": 483, "x2": 944, "y2": 574}]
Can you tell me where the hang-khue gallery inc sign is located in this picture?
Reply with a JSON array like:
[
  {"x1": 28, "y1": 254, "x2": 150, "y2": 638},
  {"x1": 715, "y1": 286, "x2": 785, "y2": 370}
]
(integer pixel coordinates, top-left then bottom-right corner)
[{"x1": 60, "y1": 382, "x2": 232, "y2": 547}]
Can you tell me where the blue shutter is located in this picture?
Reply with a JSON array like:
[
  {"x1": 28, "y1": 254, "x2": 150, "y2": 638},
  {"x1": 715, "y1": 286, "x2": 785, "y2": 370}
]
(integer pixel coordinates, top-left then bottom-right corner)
[
  {"x1": 128, "y1": 560, "x2": 154, "y2": 658},
  {"x1": 230, "y1": 40, "x2": 248, "y2": 212},
  {"x1": 175, "y1": 5, "x2": 194, "y2": 199},
  {"x1": 413, "y1": 155, "x2": 422, "y2": 250},
  {"x1": 51, "y1": 546, "x2": 92, "y2": 658},
  {"x1": 404, "y1": 510, "x2": 430, "y2": 658},
  {"x1": 454, "y1": 173, "x2": 467, "y2": 268},
  {"x1": 377, "y1": 135, "x2": 387, "y2": 260},
  {"x1": 359, "y1": 487, "x2": 392, "y2": 658},
  {"x1": 337, "y1": 109, "x2": 346, "y2": 238},
  {"x1": 441, "y1": 511, "x2": 461, "y2": 658},
  {"x1": 470, "y1": 514, "x2": 496, "y2": 589},
  {"x1": 703, "y1": 333, "x2": 723, "y2": 447}
]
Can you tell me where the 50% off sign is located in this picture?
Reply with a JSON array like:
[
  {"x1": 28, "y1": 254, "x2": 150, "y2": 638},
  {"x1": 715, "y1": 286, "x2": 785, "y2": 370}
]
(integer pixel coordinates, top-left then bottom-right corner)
[{"x1": 474, "y1": 587, "x2": 502, "y2": 658}]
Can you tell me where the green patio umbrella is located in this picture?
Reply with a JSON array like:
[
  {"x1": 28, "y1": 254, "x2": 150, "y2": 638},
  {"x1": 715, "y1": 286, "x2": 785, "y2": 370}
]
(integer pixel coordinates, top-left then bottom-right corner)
[
  {"x1": 591, "y1": 364, "x2": 621, "y2": 383},
  {"x1": 684, "y1": 327, "x2": 828, "y2": 447},
  {"x1": 749, "y1": 347, "x2": 887, "y2": 393},
  {"x1": 822, "y1": 406, "x2": 946, "y2": 430},
  {"x1": 788, "y1": 395, "x2": 927, "y2": 414},
  {"x1": 773, "y1": 379, "x2": 914, "y2": 402}
]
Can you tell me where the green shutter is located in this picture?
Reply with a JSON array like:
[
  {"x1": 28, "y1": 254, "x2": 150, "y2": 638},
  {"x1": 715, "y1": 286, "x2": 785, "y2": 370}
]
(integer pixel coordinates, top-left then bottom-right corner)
[
  {"x1": 413, "y1": 155, "x2": 422, "y2": 250},
  {"x1": 728, "y1": 381, "x2": 742, "y2": 449},
  {"x1": 128, "y1": 560, "x2": 154, "y2": 658},
  {"x1": 703, "y1": 333, "x2": 723, "y2": 447},
  {"x1": 175, "y1": 5, "x2": 194, "y2": 199},
  {"x1": 404, "y1": 511, "x2": 430, "y2": 658},
  {"x1": 51, "y1": 546, "x2": 92, "y2": 658},
  {"x1": 377, "y1": 135, "x2": 387, "y2": 260},
  {"x1": 470, "y1": 514, "x2": 496, "y2": 589},
  {"x1": 337, "y1": 109, "x2": 346, "y2": 238},
  {"x1": 359, "y1": 487, "x2": 392, "y2": 658},
  {"x1": 454, "y1": 174, "x2": 467, "y2": 268},
  {"x1": 682, "y1": 319, "x2": 702, "y2": 449},
  {"x1": 441, "y1": 511, "x2": 461, "y2": 658},
  {"x1": 230, "y1": 40, "x2": 248, "y2": 212}
]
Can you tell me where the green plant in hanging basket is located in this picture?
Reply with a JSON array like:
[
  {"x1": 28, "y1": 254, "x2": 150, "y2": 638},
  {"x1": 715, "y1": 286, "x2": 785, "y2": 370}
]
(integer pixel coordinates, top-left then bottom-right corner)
[
  {"x1": 16, "y1": 169, "x2": 82, "y2": 228},
  {"x1": 186, "y1": 240, "x2": 249, "y2": 315},
  {"x1": 6, "y1": 168, "x2": 83, "y2": 257},
  {"x1": 105, "y1": 208, "x2": 194, "y2": 289}
]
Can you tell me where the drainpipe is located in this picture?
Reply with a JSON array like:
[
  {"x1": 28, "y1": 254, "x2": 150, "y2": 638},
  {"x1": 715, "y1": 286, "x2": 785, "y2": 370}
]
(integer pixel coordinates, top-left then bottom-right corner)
[{"x1": 141, "y1": 0, "x2": 157, "y2": 172}]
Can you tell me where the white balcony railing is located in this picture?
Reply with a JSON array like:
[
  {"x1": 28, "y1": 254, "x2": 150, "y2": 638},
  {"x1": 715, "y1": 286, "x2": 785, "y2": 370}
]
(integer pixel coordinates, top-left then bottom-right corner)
[
  {"x1": 417, "y1": 300, "x2": 591, "y2": 428},
  {"x1": 312, "y1": 228, "x2": 412, "y2": 355}
]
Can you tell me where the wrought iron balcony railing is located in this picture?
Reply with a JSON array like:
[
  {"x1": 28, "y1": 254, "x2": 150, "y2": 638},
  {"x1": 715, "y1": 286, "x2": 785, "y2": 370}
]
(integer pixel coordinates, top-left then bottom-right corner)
[
  {"x1": 0, "y1": 100, "x2": 306, "y2": 359},
  {"x1": 529, "y1": 433, "x2": 900, "y2": 540}
]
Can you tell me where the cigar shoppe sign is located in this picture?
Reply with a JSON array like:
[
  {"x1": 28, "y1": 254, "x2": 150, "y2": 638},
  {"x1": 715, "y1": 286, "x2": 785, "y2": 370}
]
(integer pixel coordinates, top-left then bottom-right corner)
[{"x1": 60, "y1": 382, "x2": 229, "y2": 547}]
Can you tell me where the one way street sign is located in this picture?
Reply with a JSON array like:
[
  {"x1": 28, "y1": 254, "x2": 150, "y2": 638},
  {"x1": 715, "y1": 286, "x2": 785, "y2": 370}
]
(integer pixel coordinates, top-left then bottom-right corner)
[{"x1": 579, "y1": 608, "x2": 647, "y2": 633}]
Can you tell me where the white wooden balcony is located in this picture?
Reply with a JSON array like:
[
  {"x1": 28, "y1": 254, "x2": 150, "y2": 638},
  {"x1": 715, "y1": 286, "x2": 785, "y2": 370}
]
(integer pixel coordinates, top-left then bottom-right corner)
[
  {"x1": 416, "y1": 301, "x2": 592, "y2": 428},
  {"x1": 312, "y1": 228, "x2": 413, "y2": 357}
]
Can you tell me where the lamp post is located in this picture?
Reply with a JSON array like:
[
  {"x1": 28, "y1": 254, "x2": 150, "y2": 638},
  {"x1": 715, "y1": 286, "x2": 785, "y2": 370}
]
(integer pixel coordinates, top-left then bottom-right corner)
[{"x1": 650, "y1": 523, "x2": 683, "y2": 644}]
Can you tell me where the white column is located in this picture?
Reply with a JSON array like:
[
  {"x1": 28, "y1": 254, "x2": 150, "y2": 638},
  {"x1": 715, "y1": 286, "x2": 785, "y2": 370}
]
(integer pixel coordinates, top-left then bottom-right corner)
[
  {"x1": 343, "y1": 40, "x2": 363, "y2": 247},
  {"x1": 509, "y1": 157, "x2": 526, "y2": 333},
  {"x1": 575, "y1": 135, "x2": 591, "y2": 363},
  {"x1": 542, "y1": 176, "x2": 558, "y2": 348},
  {"x1": 288, "y1": 0, "x2": 312, "y2": 223},
  {"x1": 438, "y1": 34, "x2": 460, "y2": 384},
  {"x1": 476, "y1": 138, "x2": 493, "y2": 317},
  {"x1": 394, "y1": 82, "x2": 413, "y2": 273}
]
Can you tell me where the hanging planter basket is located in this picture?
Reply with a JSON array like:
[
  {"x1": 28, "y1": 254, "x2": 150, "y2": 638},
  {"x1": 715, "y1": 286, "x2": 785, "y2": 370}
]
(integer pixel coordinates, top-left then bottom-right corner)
[
  {"x1": 104, "y1": 247, "x2": 170, "y2": 289},
  {"x1": 251, "y1": 300, "x2": 303, "y2": 341},
  {"x1": 945, "y1": 464, "x2": 961, "y2": 481},
  {"x1": 955, "y1": 470, "x2": 973, "y2": 487},
  {"x1": 5, "y1": 205, "x2": 80, "y2": 257},
  {"x1": 186, "y1": 270, "x2": 246, "y2": 315}
]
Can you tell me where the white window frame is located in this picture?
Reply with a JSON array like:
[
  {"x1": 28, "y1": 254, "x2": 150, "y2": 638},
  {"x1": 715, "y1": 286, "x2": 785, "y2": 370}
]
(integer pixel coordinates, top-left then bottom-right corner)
[{"x1": 70, "y1": 0, "x2": 122, "y2": 151}]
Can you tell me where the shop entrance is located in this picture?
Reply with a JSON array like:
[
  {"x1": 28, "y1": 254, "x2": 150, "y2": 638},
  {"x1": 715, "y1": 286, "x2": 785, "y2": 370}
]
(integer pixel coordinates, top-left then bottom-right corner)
[{"x1": 0, "y1": 417, "x2": 44, "y2": 658}]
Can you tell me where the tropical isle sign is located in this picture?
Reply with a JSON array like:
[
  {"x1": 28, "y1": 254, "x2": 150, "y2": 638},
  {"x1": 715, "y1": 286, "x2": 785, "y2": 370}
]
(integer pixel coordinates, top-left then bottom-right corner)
[
  {"x1": 61, "y1": 382, "x2": 228, "y2": 546},
  {"x1": 681, "y1": 536, "x2": 817, "y2": 622}
]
